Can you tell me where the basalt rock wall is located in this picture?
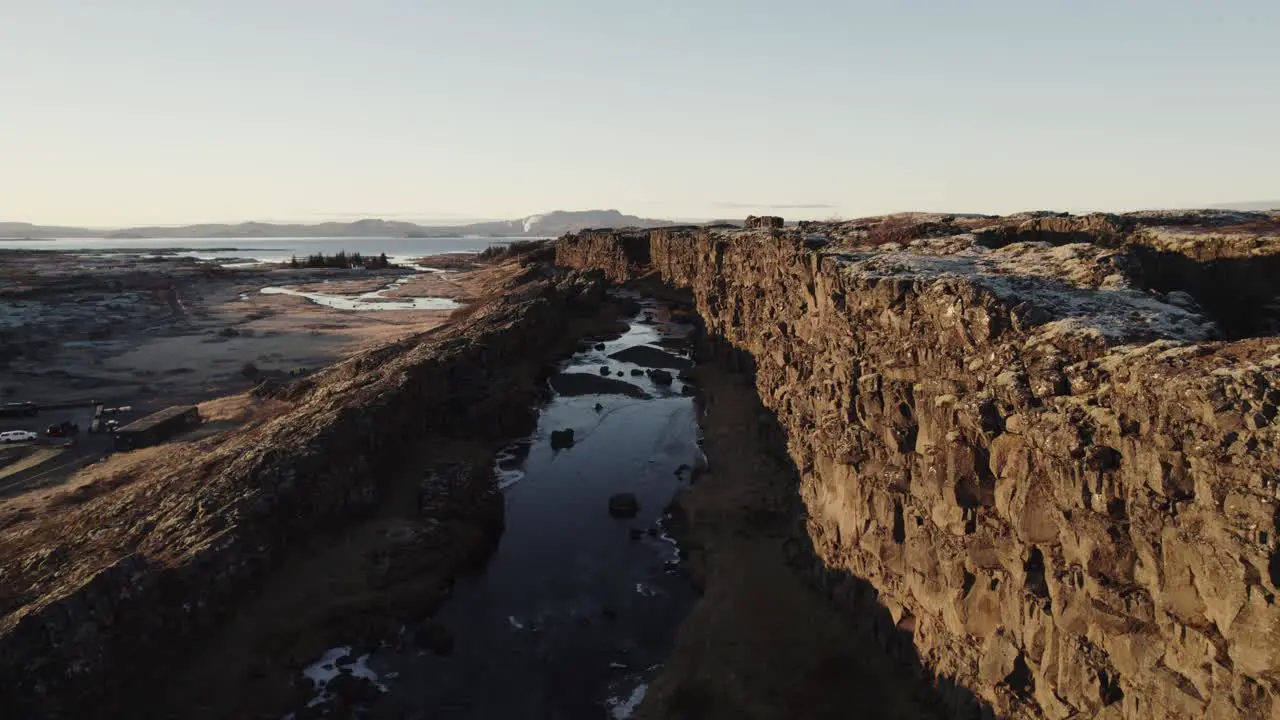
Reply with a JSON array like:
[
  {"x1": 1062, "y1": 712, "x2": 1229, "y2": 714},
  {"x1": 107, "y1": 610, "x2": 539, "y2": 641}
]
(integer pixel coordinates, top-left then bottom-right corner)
[
  {"x1": 0, "y1": 270, "x2": 606, "y2": 718},
  {"x1": 557, "y1": 226, "x2": 1280, "y2": 719}
]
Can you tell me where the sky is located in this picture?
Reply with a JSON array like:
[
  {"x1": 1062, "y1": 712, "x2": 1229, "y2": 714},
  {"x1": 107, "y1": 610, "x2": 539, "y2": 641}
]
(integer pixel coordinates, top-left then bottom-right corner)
[{"x1": 1, "y1": 0, "x2": 1277, "y2": 227}]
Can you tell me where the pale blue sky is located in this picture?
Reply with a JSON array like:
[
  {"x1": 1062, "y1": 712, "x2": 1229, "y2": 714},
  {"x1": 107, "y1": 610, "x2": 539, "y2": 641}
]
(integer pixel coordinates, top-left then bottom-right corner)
[{"x1": 2, "y1": 0, "x2": 1277, "y2": 226}]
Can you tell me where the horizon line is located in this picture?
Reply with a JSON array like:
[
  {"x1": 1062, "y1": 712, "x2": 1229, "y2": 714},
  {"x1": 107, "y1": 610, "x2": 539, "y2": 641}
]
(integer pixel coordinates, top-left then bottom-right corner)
[{"x1": 3, "y1": 202, "x2": 1277, "y2": 231}]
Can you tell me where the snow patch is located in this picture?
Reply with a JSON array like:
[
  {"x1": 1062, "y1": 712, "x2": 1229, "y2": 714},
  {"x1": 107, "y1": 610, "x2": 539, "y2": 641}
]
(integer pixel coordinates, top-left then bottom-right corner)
[
  {"x1": 635, "y1": 583, "x2": 660, "y2": 597},
  {"x1": 494, "y1": 447, "x2": 527, "y2": 489},
  {"x1": 299, "y1": 646, "x2": 389, "y2": 708},
  {"x1": 607, "y1": 684, "x2": 648, "y2": 719},
  {"x1": 831, "y1": 241, "x2": 1217, "y2": 343}
]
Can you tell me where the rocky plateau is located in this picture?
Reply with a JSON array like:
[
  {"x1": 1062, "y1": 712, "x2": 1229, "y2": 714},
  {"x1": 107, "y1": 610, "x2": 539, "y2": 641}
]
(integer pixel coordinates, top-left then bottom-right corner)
[
  {"x1": 2, "y1": 209, "x2": 1279, "y2": 719},
  {"x1": 557, "y1": 209, "x2": 1280, "y2": 719}
]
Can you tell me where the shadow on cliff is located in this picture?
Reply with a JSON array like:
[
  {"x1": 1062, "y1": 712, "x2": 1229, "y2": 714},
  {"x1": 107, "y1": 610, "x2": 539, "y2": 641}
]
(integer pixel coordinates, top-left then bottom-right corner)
[
  {"x1": 1126, "y1": 245, "x2": 1280, "y2": 339},
  {"x1": 698, "y1": 334, "x2": 998, "y2": 720}
]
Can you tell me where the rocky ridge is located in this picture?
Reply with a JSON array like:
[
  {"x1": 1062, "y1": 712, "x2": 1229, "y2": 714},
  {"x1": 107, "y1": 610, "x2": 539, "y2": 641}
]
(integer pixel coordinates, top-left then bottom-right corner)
[
  {"x1": 556, "y1": 211, "x2": 1280, "y2": 719},
  {"x1": 0, "y1": 262, "x2": 611, "y2": 718}
]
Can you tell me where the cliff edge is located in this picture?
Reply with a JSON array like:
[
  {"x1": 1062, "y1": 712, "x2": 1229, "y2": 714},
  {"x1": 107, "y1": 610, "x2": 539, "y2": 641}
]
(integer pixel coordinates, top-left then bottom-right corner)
[{"x1": 557, "y1": 210, "x2": 1280, "y2": 719}]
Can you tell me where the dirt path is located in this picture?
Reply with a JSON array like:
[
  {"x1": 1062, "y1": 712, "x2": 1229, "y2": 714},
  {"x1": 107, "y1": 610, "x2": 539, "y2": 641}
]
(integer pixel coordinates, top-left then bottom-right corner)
[{"x1": 638, "y1": 359, "x2": 942, "y2": 720}]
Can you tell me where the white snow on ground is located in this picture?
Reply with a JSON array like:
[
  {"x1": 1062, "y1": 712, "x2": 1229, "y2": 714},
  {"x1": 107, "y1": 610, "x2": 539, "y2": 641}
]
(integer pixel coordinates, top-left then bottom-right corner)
[
  {"x1": 607, "y1": 684, "x2": 648, "y2": 719},
  {"x1": 635, "y1": 583, "x2": 660, "y2": 597},
  {"x1": 493, "y1": 446, "x2": 527, "y2": 489},
  {"x1": 299, "y1": 646, "x2": 389, "y2": 708},
  {"x1": 831, "y1": 239, "x2": 1217, "y2": 343}
]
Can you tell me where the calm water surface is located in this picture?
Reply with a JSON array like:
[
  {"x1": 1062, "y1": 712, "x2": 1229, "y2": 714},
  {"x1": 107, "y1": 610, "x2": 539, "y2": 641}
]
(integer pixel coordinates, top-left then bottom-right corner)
[
  {"x1": 0, "y1": 236, "x2": 533, "y2": 265},
  {"x1": 301, "y1": 298, "x2": 702, "y2": 719}
]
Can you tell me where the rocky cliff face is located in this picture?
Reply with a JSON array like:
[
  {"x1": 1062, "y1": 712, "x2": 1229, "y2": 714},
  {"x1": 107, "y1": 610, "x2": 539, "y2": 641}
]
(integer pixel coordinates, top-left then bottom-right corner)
[
  {"x1": 557, "y1": 212, "x2": 1280, "y2": 719},
  {"x1": 0, "y1": 267, "x2": 608, "y2": 718}
]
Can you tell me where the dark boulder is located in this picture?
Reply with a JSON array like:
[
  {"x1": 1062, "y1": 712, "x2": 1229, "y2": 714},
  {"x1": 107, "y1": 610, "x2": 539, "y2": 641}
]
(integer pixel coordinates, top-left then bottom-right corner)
[
  {"x1": 608, "y1": 493, "x2": 640, "y2": 518},
  {"x1": 550, "y1": 428, "x2": 575, "y2": 450},
  {"x1": 744, "y1": 215, "x2": 784, "y2": 229},
  {"x1": 648, "y1": 369, "x2": 674, "y2": 386},
  {"x1": 549, "y1": 373, "x2": 649, "y2": 399},
  {"x1": 413, "y1": 621, "x2": 455, "y2": 657}
]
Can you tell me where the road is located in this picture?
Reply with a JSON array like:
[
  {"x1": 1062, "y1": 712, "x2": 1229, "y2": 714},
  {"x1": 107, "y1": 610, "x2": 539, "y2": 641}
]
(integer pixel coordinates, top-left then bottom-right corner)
[{"x1": 0, "y1": 404, "x2": 125, "y2": 498}]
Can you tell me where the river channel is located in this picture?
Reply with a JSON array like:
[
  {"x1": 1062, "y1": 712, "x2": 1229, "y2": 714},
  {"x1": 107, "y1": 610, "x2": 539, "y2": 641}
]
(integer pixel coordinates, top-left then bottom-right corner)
[{"x1": 301, "y1": 296, "x2": 702, "y2": 719}]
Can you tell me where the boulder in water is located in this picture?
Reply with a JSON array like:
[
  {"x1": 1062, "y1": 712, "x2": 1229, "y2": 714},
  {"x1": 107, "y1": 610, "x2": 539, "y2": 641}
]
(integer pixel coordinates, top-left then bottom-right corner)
[
  {"x1": 414, "y1": 621, "x2": 455, "y2": 656},
  {"x1": 550, "y1": 428, "x2": 575, "y2": 450},
  {"x1": 550, "y1": 373, "x2": 649, "y2": 399},
  {"x1": 608, "y1": 493, "x2": 640, "y2": 518},
  {"x1": 328, "y1": 672, "x2": 382, "y2": 704},
  {"x1": 648, "y1": 369, "x2": 674, "y2": 386}
]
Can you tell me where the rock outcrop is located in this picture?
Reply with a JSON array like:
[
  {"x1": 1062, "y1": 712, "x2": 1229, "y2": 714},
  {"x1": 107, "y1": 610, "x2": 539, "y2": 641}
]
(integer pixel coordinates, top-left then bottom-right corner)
[
  {"x1": 745, "y1": 215, "x2": 785, "y2": 230},
  {"x1": 0, "y1": 269, "x2": 609, "y2": 718},
  {"x1": 556, "y1": 212, "x2": 1280, "y2": 719}
]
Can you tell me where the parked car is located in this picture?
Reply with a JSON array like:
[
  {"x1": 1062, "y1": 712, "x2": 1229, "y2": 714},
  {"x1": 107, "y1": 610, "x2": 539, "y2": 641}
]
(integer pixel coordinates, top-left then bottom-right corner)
[
  {"x1": 45, "y1": 421, "x2": 80, "y2": 438},
  {"x1": 0, "y1": 430, "x2": 37, "y2": 443}
]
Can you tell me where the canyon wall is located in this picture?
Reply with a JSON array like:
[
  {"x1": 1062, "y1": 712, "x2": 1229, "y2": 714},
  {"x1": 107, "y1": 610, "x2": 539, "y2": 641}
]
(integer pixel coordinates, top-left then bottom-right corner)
[
  {"x1": 0, "y1": 269, "x2": 605, "y2": 718},
  {"x1": 557, "y1": 218, "x2": 1280, "y2": 719}
]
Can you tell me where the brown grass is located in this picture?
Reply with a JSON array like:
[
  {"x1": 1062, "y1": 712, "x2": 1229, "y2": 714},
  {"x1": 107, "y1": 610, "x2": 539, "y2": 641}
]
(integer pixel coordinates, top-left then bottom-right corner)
[
  {"x1": 198, "y1": 393, "x2": 292, "y2": 423},
  {"x1": 44, "y1": 444, "x2": 187, "y2": 508}
]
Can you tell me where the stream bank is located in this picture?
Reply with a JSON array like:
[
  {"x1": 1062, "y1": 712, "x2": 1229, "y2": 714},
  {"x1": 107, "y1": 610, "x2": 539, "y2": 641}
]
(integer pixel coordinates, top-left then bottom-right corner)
[{"x1": 293, "y1": 296, "x2": 704, "y2": 719}]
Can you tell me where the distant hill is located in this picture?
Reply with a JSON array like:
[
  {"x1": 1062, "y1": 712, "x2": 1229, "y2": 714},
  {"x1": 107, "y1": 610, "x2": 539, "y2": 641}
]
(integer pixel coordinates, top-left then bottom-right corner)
[
  {"x1": 0, "y1": 222, "x2": 105, "y2": 238},
  {"x1": 0, "y1": 210, "x2": 685, "y2": 240},
  {"x1": 1207, "y1": 201, "x2": 1280, "y2": 212}
]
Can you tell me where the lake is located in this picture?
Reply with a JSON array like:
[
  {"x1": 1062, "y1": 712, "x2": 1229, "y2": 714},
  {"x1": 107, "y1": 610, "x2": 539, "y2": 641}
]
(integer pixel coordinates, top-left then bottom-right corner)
[{"x1": 0, "y1": 236, "x2": 537, "y2": 266}]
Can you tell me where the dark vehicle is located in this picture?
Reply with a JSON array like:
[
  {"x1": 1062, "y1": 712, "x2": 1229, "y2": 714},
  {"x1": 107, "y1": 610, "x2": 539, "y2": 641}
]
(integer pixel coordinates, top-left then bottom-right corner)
[
  {"x1": 0, "y1": 402, "x2": 39, "y2": 418},
  {"x1": 89, "y1": 417, "x2": 122, "y2": 434},
  {"x1": 114, "y1": 405, "x2": 201, "y2": 451},
  {"x1": 46, "y1": 421, "x2": 81, "y2": 438}
]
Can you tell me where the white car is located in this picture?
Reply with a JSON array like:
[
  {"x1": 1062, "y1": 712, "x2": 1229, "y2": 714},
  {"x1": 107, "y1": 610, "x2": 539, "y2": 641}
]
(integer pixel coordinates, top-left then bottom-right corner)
[{"x1": 0, "y1": 430, "x2": 38, "y2": 443}]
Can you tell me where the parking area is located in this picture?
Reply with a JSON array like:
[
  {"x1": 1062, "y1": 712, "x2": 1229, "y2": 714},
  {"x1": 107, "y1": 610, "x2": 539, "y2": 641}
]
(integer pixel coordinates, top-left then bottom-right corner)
[{"x1": 0, "y1": 401, "x2": 159, "y2": 497}]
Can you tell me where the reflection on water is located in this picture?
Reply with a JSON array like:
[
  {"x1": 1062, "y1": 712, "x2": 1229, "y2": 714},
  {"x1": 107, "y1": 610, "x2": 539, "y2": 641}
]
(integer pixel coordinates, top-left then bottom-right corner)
[{"x1": 303, "y1": 298, "x2": 702, "y2": 718}]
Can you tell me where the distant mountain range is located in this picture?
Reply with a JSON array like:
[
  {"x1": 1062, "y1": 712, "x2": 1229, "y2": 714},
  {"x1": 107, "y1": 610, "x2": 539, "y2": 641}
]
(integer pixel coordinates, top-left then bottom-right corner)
[{"x1": 0, "y1": 210, "x2": 685, "y2": 240}]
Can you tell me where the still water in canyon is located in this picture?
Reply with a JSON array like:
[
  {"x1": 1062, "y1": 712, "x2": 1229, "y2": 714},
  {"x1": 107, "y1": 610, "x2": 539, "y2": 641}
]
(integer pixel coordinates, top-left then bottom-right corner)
[{"x1": 304, "y1": 298, "x2": 703, "y2": 718}]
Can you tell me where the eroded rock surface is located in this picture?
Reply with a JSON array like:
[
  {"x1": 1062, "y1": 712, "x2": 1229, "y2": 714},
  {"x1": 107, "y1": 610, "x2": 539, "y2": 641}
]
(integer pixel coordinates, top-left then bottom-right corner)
[
  {"x1": 557, "y1": 211, "x2": 1280, "y2": 719},
  {"x1": 0, "y1": 268, "x2": 612, "y2": 718}
]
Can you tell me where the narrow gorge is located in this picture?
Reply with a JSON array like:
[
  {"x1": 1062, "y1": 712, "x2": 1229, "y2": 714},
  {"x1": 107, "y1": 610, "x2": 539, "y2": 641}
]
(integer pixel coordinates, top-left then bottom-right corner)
[{"x1": 2, "y1": 210, "x2": 1278, "y2": 720}]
